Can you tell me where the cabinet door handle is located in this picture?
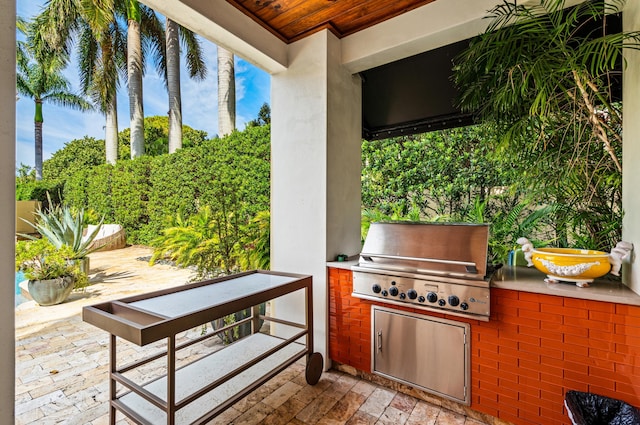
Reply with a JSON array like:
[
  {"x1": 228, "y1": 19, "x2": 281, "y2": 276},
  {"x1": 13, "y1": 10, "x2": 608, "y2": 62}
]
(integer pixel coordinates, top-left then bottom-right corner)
[{"x1": 377, "y1": 330, "x2": 382, "y2": 352}]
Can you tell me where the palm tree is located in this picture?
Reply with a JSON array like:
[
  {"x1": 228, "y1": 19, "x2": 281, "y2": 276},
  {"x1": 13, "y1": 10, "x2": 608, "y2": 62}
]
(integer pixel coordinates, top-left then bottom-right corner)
[
  {"x1": 166, "y1": 18, "x2": 206, "y2": 153},
  {"x1": 32, "y1": 0, "x2": 125, "y2": 164},
  {"x1": 17, "y1": 17, "x2": 93, "y2": 180},
  {"x1": 217, "y1": 46, "x2": 235, "y2": 137},
  {"x1": 34, "y1": 0, "x2": 167, "y2": 163},
  {"x1": 126, "y1": 0, "x2": 144, "y2": 158}
]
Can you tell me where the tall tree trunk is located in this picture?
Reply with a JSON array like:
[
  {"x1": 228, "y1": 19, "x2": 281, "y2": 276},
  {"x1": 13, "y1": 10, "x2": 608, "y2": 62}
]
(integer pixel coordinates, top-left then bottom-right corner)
[
  {"x1": 217, "y1": 46, "x2": 235, "y2": 137},
  {"x1": 105, "y1": 95, "x2": 119, "y2": 164},
  {"x1": 128, "y1": 1, "x2": 144, "y2": 158},
  {"x1": 34, "y1": 99, "x2": 43, "y2": 180},
  {"x1": 166, "y1": 18, "x2": 182, "y2": 153}
]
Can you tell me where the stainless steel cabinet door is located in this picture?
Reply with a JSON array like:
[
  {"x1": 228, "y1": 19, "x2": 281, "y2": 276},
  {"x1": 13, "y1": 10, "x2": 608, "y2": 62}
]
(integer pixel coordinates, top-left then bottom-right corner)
[{"x1": 372, "y1": 307, "x2": 470, "y2": 404}]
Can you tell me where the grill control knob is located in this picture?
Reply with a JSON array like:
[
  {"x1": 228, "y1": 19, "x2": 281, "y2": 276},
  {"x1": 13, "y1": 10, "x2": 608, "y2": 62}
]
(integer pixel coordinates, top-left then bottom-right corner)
[
  {"x1": 460, "y1": 302, "x2": 469, "y2": 311},
  {"x1": 372, "y1": 284, "x2": 382, "y2": 294},
  {"x1": 426, "y1": 292, "x2": 438, "y2": 303},
  {"x1": 399, "y1": 293, "x2": 406, "y2": 300},
  {"x1": 407, "y1": 289, "x2": 418, "y2": 300},
  {"x1": 438, "y1": 299, "x2": 446, "y2": 306},
  {"x1": 389, "y1": 286, "x2": 399, "y2": 297},
  {"x1": 381, "y1": 290, "x2": 388, "y2": 297},
  {"x1": 448, "y1": 295, "x2": 460, "y2": 307},
  {"x1": 418, "y1": 295, "x2": 426, "y2": 303}
]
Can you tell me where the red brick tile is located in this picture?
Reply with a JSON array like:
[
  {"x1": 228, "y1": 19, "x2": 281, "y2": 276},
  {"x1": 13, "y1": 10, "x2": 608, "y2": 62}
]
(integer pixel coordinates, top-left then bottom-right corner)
[
  {"x1": 540, "y1": 371, "x2": 565, "y2": 387},
  {"x1": 539, "y1": 381, "x2": 564, "y2": 398},
  {"x1": 494, "y1": 288, "x2": 519, "y2": 299},
  {"x1": 498, "y1": 345, "x2": 535, "y2": 364},
  {"x1": 589, "y1": 347, "x2": 632, "y2": 365},
  {"x1": 615, "y1": 363, "x2": 640, "y2": 377},
  {"x1": 496, "y1": 394, "x2": 519, "y2": 415},
  {"x1": 615, "y1": 337, "x2": 640, "y2": 354},
  {"x1": 524, "y1": 309, "x2": 563, "y2": 324},
  {"x1": 589, "y1": 367, "x2": 616, "y2": 391},
  {"x1": 545, "y1": 303, "x2": 589, "y2": 318},
  {"x1": 540, "y1": 354, "x2": 566, "y2": 368},
  {"x1": 561, "y1": 340, "x2": 590, "y2": 356},
  {"x1": 616, "y1": 381, "x2": 640, "y2": 399},
  {"x1": 588, "y1": 384, "x2": 618, "y2": 399},
  {"x1": 517, "y1": 367, "x2": 541, "y2": 381},
  {"x1": 539, "y1": 405, "x2": 568, "y2": 424},
  {"x1": 512, "y1": 314, "x2": 542, "y2": 329},
  {"x1": 498, "y1": 377, "x2": 520, "y2": 393},
  {"x1": 615, "y1": 323, "x2": 640, "y2": 338},
  {"x1": 589, "y1": 309, "x2": 615, "y2": 324},
  {"x1": 519, "y1": 359, "x2": 544, "y2": 375},
  {"x1": 539, "y1": 318, "x2": 572, "y2": 334},
  {"x1": 616, "y1": 304, "x2": 640, "y2": 318},
  {"x1": 474, "y1": 347, "x2": 501, "y2": 365},
  {"x1": 517, "y1": 399, "x2": 541, "y2": 419},
  {"x1": 520, "y1": 291, "x2": 562, "y2": 305},
  {"x1": 514, "y1": 299, "x2": 541, "y2": 312},
  {"x1": 473, "y1": 394, "x2": 500, "y2": 415},
  {"x1": 562, "y1": 378, "x2": 589, "y2": 393},
  {"x1": 497, "y1": 412, "x2": 520, "y2": 424},
  {"x1": 564, "y1": 369, "x2": 590, "y2": 384},
  {"x1": 564, "y1": 316, "x2": 613, "y2": 332}
]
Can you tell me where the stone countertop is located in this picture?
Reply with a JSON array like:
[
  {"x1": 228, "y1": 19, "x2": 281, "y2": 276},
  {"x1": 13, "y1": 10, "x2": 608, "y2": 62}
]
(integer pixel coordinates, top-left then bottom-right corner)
[
  {"x1": 326, "y1": 262, "x2": 640, "y2": 307},
  {"x1": 326, "y1": 260, "x2": 359, "y2": 270},
  {"x1": 492, "y1": 265, "x2": 640, "y2": 306}
]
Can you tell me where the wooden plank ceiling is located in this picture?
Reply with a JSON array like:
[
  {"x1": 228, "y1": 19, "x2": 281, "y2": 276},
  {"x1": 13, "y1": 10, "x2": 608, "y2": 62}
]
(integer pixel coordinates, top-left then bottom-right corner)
[{"x1": 226, "y1": 0, "x2": 437, "y2": 43}]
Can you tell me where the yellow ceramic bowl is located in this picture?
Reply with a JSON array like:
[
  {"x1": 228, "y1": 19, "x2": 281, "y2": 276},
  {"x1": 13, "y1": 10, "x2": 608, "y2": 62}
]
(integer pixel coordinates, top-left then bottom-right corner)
[{"x1": 531, "y1": 248, "x2": 611, "y2": 283}]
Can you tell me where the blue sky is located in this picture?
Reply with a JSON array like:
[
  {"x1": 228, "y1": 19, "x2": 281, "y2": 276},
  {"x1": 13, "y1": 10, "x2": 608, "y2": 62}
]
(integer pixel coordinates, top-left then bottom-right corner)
[{"x1": 16, "y1": 2, "x2": 271, "y2": 170}]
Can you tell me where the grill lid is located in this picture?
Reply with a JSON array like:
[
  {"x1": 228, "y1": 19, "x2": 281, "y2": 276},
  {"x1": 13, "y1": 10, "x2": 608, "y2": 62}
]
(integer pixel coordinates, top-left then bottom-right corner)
[{"x1": 357, "y1": 222, "x2": 490, "y2": 280}]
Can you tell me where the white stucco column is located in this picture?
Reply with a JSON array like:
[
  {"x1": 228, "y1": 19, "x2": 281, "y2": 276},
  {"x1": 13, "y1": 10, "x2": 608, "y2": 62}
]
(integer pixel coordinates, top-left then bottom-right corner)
[
  {"x1": 271, "y1": 31, "x2": 361, "y2": 366},
  {"x1": 0, "y1": 0, "x2": 16, "y2": 421},
  {"x1": 623, "y1": 2, "x2": 640, "y2": 294}
]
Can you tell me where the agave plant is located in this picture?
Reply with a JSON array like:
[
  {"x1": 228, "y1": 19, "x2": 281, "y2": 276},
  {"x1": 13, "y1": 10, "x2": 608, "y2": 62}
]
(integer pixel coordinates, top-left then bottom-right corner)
[{"x1": 21, "y1": 197, "x2": 103, "y2": 260}]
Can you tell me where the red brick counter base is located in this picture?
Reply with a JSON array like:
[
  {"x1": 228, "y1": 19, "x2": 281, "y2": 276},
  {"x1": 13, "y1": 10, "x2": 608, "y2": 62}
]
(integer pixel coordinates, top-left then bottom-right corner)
[{"x1": 328, "y1": 267, "x2": 640, "y2": 425}]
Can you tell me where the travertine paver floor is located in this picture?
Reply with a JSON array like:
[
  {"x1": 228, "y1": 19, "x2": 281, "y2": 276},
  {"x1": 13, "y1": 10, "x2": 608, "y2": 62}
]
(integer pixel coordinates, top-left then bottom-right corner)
[{"x1": 15, "y1": 246, "x2": 490, "y2": 425}]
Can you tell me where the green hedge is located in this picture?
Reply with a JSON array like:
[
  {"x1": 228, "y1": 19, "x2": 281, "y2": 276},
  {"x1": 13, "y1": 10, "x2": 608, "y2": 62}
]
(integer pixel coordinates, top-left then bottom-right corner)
[
  {"x1": 63, "y1": 125, "x2": 271, "y2": 245},
  {"x1": 15, "y1": 179, "x2": 64, "y2": 208}
]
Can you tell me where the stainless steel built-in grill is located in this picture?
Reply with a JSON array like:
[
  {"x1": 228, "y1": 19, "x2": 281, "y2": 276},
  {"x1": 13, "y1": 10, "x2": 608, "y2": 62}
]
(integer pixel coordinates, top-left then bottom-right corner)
[{"x1": 352, "y1": 222, "x2": 493, "y2": 321}]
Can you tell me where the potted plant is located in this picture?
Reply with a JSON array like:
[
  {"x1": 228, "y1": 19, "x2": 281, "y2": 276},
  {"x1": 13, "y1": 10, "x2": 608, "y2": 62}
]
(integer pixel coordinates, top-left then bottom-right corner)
[
  {"x1": 15, "y1": 239, "x2": 89, "y2": 306},
  {"x1": 20, "y1": 195, "x2": 103, "y2": 274}
]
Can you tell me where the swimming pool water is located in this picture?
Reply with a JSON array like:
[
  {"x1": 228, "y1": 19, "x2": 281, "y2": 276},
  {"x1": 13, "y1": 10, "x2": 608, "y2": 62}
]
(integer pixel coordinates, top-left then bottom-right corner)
[{"x1": 15, "y1": 271, "x2": 26, "y2": 305}]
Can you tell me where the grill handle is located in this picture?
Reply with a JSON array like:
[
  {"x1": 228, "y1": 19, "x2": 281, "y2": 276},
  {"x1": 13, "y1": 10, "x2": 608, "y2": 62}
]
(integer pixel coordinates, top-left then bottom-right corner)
[
  {"x1": 360, "y1": 253, "x2": 478, "y2": 274},
  {"x1": 377, "y1": 330, "x2": 383, "y2": 352}
]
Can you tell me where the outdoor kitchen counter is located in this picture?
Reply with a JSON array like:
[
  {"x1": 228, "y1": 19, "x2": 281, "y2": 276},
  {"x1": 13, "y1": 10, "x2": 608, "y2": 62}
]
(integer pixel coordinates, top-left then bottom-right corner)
[
  {"x1": 326, "y1": 262, "x2": 640, "y2": 306},
  {"x1": 493, "y1": 265, "x2": 640, "y2": 307}
]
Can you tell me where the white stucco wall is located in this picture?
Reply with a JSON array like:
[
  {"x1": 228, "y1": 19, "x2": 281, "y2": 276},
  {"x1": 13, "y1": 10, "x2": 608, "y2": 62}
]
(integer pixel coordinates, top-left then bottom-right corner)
[
  {"x1": 271, "y1": 31, "x2": 361, "y2": 365},
  {"x1": 623, "y1": 2, "x2": 640, "y2": 294},
  {"x1": 1, "y1": 0, "x2": 16, "y2": 421}
]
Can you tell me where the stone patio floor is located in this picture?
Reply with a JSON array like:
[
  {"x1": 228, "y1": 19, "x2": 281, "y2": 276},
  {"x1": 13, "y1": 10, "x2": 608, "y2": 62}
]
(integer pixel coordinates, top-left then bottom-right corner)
[{"x1": 15, "y1": 246, "x2": 491, "y2": 425}]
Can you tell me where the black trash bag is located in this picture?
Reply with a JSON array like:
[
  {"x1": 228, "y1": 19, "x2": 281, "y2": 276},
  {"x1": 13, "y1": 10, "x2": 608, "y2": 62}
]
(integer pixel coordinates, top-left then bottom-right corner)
[{"x1": 565, "y1": 390, "x2": 640, "y2": 425}]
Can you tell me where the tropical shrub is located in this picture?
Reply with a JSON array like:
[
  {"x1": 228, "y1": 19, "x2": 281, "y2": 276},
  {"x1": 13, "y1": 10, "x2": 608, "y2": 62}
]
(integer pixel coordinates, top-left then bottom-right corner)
[
  {"x1": 118, "y1": 115, "x2": 208, "y2": 157},
  {"x1": 15, "y1": 239, "x2": 88, "y2": 290},
  {"x1": 16, "y1": 165, "x2": 63, "y2": 206},
  {"x1": 42, "y1": 136, "x2": 105, "y2": 182},
  {"x1": 62, "y1": 124, "x2": 271, "y2": 249},
  {"x1": 452, "y1": 0, "x2": 640, "y2": 251},
  {"x1": 111, "y1": 157, "x2": 153, "y2": 243}
]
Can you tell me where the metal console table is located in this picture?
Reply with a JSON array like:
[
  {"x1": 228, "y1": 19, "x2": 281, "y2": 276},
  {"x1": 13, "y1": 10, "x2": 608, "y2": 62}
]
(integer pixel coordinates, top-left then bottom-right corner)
[{"x1": 83, "y1": 270, "x2": 323, "y2": 425}]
